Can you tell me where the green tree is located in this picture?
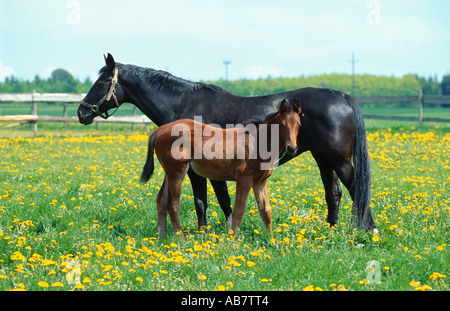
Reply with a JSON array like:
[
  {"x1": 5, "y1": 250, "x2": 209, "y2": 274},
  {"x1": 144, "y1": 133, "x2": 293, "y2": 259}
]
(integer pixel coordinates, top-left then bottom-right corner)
[
  {"x1": 441, "y1": 74, "x2": 450, "y2": 95},
  {"x1": 51, "y1": 69, "x2": 74, "y2": 83}
]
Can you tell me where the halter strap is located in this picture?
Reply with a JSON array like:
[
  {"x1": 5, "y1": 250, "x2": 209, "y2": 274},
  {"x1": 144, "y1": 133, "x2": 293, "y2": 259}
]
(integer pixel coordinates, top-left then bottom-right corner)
[{"x1": 80, "y1": 67, "x2": 120, "y2": 119}]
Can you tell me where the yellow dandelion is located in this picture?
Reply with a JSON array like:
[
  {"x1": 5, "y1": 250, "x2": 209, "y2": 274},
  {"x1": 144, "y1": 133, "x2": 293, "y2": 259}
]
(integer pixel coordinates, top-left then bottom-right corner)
[
  {"x1": 38, "y1": 281, "x2": 49, "y2": 288},
  {"x1": 198, "y1": 274, "x2": 207, "y2": 280}
]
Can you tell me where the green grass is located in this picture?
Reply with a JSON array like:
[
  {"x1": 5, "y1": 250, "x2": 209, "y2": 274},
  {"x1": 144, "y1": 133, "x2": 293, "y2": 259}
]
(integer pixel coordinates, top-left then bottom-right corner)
[{"x1": 0, "y1": 117, "x2": 448, "y2": 291}]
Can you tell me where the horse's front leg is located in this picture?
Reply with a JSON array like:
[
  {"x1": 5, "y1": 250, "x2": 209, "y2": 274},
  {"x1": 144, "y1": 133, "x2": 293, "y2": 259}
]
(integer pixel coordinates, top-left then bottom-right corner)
[
  {"x1": 187, "y1": 169, "x2": 208, "y2": 229},
  {"x1": 210, "y1": 180, "x2": 232, "y2": 228},
  {"x1": 230, "y1": 177, "x2": 252, "y2": 236},
  {"x1": 252, "y1": 179, "x2": 273, "y2": 239}
]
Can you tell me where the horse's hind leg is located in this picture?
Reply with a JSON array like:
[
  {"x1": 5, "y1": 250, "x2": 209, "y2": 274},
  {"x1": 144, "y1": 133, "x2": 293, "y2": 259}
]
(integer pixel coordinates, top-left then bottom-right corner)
[
  {"x1": 252, "y1": 179, "x2": 273, "y2": 239},
  {"x1": 313, "y1": 155, "x2": 343, "y2": 227}
]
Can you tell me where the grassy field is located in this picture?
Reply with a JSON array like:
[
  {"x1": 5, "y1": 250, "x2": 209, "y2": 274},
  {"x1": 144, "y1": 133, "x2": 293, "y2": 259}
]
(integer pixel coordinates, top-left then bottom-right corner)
[{"x1": 0, "y1": 118, "x2": 448, "y2": 291}]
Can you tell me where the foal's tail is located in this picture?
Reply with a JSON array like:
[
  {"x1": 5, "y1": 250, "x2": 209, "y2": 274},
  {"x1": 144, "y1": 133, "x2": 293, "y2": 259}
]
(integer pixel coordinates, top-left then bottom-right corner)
[
  {"x1": 140, "y1": 130, "x2": 158, "y2": 183},
  {"x1": 344, "y1": 94, "x2": 376, "y2": 231}
]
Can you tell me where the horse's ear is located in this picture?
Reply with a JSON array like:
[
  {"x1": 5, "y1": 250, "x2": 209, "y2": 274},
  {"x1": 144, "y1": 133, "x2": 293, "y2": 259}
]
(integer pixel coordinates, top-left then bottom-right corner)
[
  {"x1": 279, "y1": 99, "x2": 288, "y2": 113},
  {"x1": 104, "y1": 53, "x2": 116, "y2": 71},
  {"x1": 293, "y1": 99, "x2": 301, "y2": 114}
]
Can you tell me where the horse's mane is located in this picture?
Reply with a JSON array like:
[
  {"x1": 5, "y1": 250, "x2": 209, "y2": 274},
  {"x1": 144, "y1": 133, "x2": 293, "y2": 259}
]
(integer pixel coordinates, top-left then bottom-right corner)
[{"x1": 99, "y1": 63, "x2": 223, "y2": 98}]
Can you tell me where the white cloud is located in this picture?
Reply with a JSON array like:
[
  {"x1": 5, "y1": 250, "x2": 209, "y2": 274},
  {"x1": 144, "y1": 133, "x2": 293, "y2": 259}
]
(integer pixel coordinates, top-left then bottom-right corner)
[{"x1": 0, "y1": 63, "x2": 15, "y2": 81}]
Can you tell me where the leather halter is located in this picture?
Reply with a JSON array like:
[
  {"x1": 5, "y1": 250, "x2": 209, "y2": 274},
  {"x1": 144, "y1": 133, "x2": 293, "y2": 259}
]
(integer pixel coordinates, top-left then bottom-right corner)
[{"x1": 80, "y1": 67, "x2": 120, "y2": 119}]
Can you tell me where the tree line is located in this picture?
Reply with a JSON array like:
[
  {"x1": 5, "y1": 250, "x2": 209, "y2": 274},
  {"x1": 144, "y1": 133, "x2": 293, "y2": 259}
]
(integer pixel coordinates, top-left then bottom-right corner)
[
  {"x1": 210, "y1": 73, "x2": 449, "y2": 98},
  {"x1": 1, "y1": 68, "x2": 449, "y2": 100}
]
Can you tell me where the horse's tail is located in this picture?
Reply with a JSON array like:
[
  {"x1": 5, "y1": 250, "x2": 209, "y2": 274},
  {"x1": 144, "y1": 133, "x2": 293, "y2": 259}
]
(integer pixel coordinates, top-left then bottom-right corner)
[
  {"x1": 140, "y1": 130, "x2": 158, "y2": 183},
  {"x1": 344, "y1": 93, "x2": 376, "y2": 231}
]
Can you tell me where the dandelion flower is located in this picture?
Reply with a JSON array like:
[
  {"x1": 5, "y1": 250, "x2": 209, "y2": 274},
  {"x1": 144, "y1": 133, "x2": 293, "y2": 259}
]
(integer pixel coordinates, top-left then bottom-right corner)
[
  {"x1": 38, "y1": 281, "x2": 49, "y2": 288},
  {"x1": 198, "y1": 274, "x2": 207, "y2": 280}
]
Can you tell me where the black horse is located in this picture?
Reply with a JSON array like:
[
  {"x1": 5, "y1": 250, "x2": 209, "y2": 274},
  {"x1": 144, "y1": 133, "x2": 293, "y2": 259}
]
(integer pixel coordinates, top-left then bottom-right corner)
[{"x1": 78, "y1": 54, "x2": 376, "y2": 232}]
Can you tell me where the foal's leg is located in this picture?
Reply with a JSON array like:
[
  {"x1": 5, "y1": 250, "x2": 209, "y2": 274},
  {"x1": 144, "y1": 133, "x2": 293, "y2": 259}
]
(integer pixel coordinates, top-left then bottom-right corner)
[
  {"x1": 165, "y1": 168, "x2": 188, "y2": 240},
  {"x1": 230, "y1": 178, "x2": 252, "y2": 236},
  {"x1": 156, "y1": 176, "x2": 169, "y2": 238},
  {"x1": 252, "y1": 179, "x2": 273, "y2": 239}
]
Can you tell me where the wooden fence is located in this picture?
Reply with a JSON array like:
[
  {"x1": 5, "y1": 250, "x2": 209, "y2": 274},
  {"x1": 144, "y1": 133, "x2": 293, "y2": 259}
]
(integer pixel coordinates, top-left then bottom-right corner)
[
  {"x1": 357, "y1": 91, "x2": 450, "y2": 126},
  {"x1": 1, "y1": 91, "x2": 450, "y2": 135},
  {"x1": 0, "y1": 92, "x2": 151, "y2": 135}
]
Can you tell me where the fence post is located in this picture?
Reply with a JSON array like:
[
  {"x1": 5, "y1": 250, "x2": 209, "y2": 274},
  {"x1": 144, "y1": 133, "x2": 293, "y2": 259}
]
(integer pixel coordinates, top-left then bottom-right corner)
[
  {"x1": 63, "y1": 104, "x2": 68, "y2": 130},
  {"x1": 132, "y1": 106, "x2": 137, "y2": 131},
  {"x1": 31, "y1": 90, "x2": 38, "y2": 136},
  {"x1": 418, "y1": 89, "x2": 423, "y2": 127}
]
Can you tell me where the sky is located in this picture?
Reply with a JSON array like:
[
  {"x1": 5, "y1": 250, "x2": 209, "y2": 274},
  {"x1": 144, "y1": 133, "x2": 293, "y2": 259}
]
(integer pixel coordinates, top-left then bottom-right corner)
[{"x1": 0, "y1": 0, "x2": 449, "y2": 83}]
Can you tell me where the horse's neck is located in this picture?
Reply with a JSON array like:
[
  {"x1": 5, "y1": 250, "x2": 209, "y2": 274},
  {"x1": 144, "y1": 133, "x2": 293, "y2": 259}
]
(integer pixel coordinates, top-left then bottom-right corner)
[
  {"x1": 120, "y1": 68, "x2": 182, "y2": 126},
  {"x1": 257, "y1": 121, "x2": 285, "y2": 154}
]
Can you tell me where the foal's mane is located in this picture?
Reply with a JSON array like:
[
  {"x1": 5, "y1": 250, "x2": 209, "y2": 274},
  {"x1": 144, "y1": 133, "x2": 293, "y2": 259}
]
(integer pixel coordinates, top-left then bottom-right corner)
[{"x1": 99, "y1": 63, "x2": 222, "y2": 98}]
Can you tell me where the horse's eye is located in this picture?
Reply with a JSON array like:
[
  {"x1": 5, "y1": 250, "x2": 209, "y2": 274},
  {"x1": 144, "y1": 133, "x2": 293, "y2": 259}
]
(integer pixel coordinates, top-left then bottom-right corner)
[{"x1": 96, "y1": 81, "x2": 105, "y2": 87}]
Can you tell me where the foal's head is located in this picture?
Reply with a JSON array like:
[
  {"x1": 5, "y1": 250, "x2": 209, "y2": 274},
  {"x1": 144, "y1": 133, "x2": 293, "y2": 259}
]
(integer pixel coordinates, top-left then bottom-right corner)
[{"x1": 273, "y1": 99, "x2": 302, "y2": 156}]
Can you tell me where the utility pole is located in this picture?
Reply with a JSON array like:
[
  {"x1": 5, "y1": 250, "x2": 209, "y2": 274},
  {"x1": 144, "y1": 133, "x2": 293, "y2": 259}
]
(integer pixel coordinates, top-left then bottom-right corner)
[
  {"x1": 349, "y1": 51, "x2": 358, "y2": 96},
  {"x1": 223, "y1": 60, "x2": 231, "y2": 82}
]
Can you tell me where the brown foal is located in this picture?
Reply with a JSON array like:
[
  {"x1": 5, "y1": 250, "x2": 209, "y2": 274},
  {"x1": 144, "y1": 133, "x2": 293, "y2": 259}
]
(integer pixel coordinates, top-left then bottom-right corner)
[{"x1": 141, "y1": 99, "x2": 301, "y2": 239}]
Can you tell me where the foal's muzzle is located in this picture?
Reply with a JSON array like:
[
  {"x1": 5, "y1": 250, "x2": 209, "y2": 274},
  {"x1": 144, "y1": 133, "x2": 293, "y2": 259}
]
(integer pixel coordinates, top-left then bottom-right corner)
[{"x1": 287, "y1": 145, "x2": 298, "y2": 156}]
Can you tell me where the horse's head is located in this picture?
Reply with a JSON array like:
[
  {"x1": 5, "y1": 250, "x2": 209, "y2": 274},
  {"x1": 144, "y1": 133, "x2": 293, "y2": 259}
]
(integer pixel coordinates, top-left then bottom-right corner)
[
  {"x1": 277, "y1": 98, "x2": 302, "y2": 156},
  {"x1": 78, "y1": 53, "x2": 125, "y2": 125}
]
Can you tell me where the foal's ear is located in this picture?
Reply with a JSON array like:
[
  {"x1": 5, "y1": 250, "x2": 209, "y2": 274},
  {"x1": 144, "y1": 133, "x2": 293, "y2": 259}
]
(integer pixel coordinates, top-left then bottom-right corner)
[
  {"x1": 104, "y1": 53, "x2": 116, "y2": 72},
  {"x1": 293, "y1": 99, "x2": 301, "y2": 114},
  {"x1": 279, "y1": 99, "x2": 288, "y2": 113}
]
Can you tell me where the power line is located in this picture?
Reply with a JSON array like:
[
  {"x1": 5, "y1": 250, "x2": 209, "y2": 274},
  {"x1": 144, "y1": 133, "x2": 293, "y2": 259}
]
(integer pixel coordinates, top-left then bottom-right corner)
[
  {"x1": 349, "y1": 51, "x2": 358, "y2": 96},
  {"x1": 223, "y1": 60, "x2": 231, "y2": 81}
]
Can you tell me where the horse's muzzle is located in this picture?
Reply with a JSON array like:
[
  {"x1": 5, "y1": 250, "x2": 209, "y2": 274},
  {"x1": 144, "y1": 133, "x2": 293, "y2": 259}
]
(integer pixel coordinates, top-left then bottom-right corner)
[
  {"x1": 286, "y1": 146, "x2": 298, "y2": 156},
  {"x1": 77, "y1": 107, "x2": 94, "y2": 125}
]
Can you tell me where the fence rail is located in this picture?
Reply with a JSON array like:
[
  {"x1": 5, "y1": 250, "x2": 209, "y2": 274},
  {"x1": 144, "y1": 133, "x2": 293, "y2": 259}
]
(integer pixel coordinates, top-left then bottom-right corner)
[
  {"x1": 1, "y1": 91, "x2": 450, "y2": 135},
  {"x1": 0, "y1": 91, "x2": 151, "y2": 135},
  {"x1": 356, "y1": 91, "x2": 450, "y2": 126}
]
